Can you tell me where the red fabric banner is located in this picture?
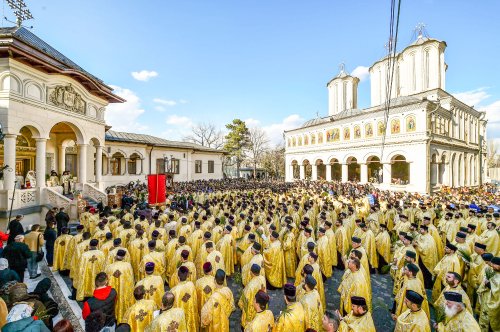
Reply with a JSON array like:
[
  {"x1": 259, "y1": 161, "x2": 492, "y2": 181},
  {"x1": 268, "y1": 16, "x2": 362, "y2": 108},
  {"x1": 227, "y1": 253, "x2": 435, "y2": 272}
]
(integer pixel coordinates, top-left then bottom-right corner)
[{"x1": 148, "y1": 174, "x2": 166, "y2": 204}]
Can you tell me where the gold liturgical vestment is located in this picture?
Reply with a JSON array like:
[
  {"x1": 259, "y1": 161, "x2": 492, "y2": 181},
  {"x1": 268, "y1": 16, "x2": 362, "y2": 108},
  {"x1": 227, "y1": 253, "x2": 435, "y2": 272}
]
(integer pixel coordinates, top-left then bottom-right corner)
[
  {"x1": 206, "y1": 250, "x2": 225, "y2": 275},
  {"x1": 139, "y1": 251, "x2": 166, "y2": 280},
  {"x1": 244, "y1": 310, "x2": 275, "y2": 332},
  {"x1": 129, "y1": 237, "x2": 148, "y2": 281},
  {"x1": 195, "y1": 275, "x2": 215, "y2": 314},
  {"x1": 200, "y1": 286, "x2": 235, "y2": 332},
  {"x1": 171, "y1": 280, "x2": 199, "y2": 332},
  {"x1": 375, "y1": 230, "x2": 391, "y2": 265},
  {"x1": 436, "y1": 309, "x2": 480, "y2": 332},
  {"x1": 434, "y1": 284, "x2": 472, "y2": 313},
  {"x1": 477, "y1": 270, "x2": 500, "y2": 332},
  {"x1": 105, "y1": 261, "x2": 135, "y2": 323},
  {"x1": 76, "y1": 249, "x2": 105, "y2": 301},
  {"x1": 394, "y1": 309, "x2": 430, "y2": 332},
  {"x1": 273, "y1": 301, "x2": 306, "y2": 332},
  {"x1": 317, "y1": 235, "x2": 333, "y2": 278},
  {"x1": 283, "y1": 231, "x2": 297, "y2": 278},
  {"x1": 360, "y1": 230, "x2": 378, "y2": 269},
  {"x1": 238, "y1": 275, "x2": 266, "y2": 328},
  {"x1": 145, "y1": 308, "x2": 188, "y2": 332},
  {"x1": 263, "y1": 240, "x2": 287, "y2": 288},
  {"x1": 338, "y1": 311, "x2": 376, "y2": 332},
  {"x1": 395, "y1": 277, "x2": 430, "y2": 319},
  {"x1": 299, "y1": 289, "x2": 323, "y2": 331},
  {"x1": 217, "y1": 234, "x2": 235, "y2": 276},
  {"x1": 135, "y1": 274, "x2": 165, "y2": 309},
  {"x1": 52, "y1": 234, "x2": 72, "y2": 271},
  {"x1": 432, "y1": 253, "x2": 461, "y2": 302},
  {"x1": 242, "y1": 254, "x2": 265, "y2": 286},
  {"x1": 122, "y1": 299, "x2": 157, "y2": 331},
  {"x1": 338, "y1": 270, "x2": 371, "y2": 315}
]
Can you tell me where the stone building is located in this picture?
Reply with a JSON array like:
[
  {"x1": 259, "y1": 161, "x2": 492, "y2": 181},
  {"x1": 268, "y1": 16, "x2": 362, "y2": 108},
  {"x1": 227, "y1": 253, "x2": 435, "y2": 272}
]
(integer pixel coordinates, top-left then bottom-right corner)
[
  {"x1": 284, "y1": 32, "x2": 488, "y2": 193},
  {"x1": 0, "y1": 27, "x2": 223, "y2": 225}
]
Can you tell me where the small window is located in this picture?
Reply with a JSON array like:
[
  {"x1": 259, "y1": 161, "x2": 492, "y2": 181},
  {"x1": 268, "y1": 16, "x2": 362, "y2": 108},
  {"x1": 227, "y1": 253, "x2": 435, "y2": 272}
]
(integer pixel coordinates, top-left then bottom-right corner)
[
  {"x1": 156, "y1": 158, "x2": 165, "y2": 174},
  {"x1": 208, "y1": 160, "x2": 214, "y2": 173},
  {"x1": 195, "y1": 160, "x2": 202, "y2": 173},
  {"x1": 128, "y1": 160, "x2": 137, "y2": 175},
  {"x1": 172, "y1": 159, "x2": 180, "y2": 174}
]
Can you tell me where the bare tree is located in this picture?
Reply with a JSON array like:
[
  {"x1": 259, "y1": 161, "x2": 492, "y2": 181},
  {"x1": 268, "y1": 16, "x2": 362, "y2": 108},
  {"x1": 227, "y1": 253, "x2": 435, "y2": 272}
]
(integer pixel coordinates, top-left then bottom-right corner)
[
  {"x1": 247, "y1": 127, "x2": 270, "y2": 179},
  {"x1": 261, "y1": 143, "x2": 285, "y2": 179},
  {"x1": 184, "y1": 123, "x2": 224, "y2": 149},
  {"x1": 487, "y1": 140, "x2": 499, "y2": 167}
]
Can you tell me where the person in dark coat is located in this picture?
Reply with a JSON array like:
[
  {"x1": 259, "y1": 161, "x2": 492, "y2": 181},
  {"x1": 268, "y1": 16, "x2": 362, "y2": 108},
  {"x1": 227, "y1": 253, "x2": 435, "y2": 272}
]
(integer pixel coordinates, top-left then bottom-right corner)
[
  {"x1": 29, "y1": 278, "x2": 59, "y2": 329},
  {"x1": 43, "y1": 222, "x2": 57, "y2": 266},
  {"x1": 7, "y1": 215, "x2": 25, "y2": 245},
  {"x1": 55, "y1": 207, "x2": 70, "y2": 236},
  {"x1": 44, "y1": 207, "x2": 57, "y2": 227},
  {"x1": 1, "y1": 235, "x2": 31, "y2": 282},
  {"x1": 0, "y1": 258, "x2": 20, "y2": 288}
]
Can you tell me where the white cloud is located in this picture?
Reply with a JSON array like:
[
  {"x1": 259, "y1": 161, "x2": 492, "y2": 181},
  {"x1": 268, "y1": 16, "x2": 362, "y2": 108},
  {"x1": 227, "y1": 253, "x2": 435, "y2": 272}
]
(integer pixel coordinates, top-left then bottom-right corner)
[
  {"x1": 105, "y1": 85, "x2": 148, "y2": 132},
  {"x1": 453, "y1": 87, "x2": 490, "y2": 107},
  {"x1": 245, "y1": 118, "x2": 261, "y2": 128},
  {"x1": 262, "y1": 114, "x2": 305, "y2": 145},
  {"x1": 479, "y1": 100, "x2": 500, "y2": 138},
  {"x1": 166, "y1": 114, "x2": 193, "y2": 127},
  {"x1": 131, "y1": 70, "x2": 158, "y2": 82},
  {"x1": 154, "y1": 98, "x2": 178, "y2": 107},
  {"x1": 351, "y1": 66, "x2": 370, "y2": 82},
  {"x1": 163, "y1": 115, "x2": 194, "y2": 140}
]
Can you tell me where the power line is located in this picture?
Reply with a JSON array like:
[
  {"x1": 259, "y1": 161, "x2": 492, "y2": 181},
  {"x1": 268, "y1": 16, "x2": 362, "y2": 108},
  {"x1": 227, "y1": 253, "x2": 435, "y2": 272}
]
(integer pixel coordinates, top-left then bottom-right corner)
[{"x1": 380, "y1": 0, "x2": 402, "y2": 162}]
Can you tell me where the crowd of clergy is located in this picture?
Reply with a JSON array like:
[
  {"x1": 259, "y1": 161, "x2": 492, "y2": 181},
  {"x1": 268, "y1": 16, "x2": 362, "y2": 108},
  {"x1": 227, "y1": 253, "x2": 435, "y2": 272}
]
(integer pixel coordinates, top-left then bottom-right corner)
[{"x1": 50, "y1": 180, "x2": 499, "y2": 332}]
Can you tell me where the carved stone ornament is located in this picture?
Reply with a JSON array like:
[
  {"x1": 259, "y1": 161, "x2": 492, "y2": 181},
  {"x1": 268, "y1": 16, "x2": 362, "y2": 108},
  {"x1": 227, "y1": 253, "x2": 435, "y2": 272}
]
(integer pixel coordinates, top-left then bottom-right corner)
[{"x1": 48, "y1": 84, "x2": 86, "y2": 114}]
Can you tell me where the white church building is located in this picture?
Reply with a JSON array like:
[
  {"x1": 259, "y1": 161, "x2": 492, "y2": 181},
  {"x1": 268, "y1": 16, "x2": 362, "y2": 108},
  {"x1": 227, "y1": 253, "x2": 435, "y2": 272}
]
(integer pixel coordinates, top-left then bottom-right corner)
[
  {"x1": 0, "y1": 26, "x2": 223, "y2": 225},
  {"x1": 284, "y1": 32, "x2": 488, "y2": 193}
]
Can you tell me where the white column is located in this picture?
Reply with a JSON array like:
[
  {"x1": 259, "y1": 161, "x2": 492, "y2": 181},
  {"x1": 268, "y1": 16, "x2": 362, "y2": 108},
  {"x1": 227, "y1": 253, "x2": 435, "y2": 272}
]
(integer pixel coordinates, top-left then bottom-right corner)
[
  {"x1": 360, "y1": 163, "x2": 368, "y2": 183},
  {"x1": 123, "y1": 158, "x2": 128, "y2": 175},
  {"x1": 78, "y1": 144, "x2": 88, "y2": 184},
  {"x1": 35, "y1": 138, "x2": 47, "y2": 188},
  {"x1": 341, "y1": 164, "x2": 348, "y2": 182},
  {"x1": 326, "y1": 164, "x2": 332, "y2": 181},
  {"x1": 58, "y1": 145, "x2": 66, "y2": 174},
  {"x1": 3, "y1": 134, "x2": 17, "y2": 190},
  {"x1": 95, "y1": 146, "x2": 103, "y2": 183},
  {"x1": 299, "y1": 165, "x2": 305, "y2": 180},
  {"x1": 383, "y1": 162, "x2": 391, "y2": 185},
  {"x1": 311, "y1": 164, "x2": 318, "y2": 181}
]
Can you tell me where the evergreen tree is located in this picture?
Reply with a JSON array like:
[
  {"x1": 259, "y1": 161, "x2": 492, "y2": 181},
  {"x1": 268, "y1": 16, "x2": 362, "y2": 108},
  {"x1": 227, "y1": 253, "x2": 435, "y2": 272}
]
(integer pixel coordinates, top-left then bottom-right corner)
[{"x1": 224, "y1": 119, "x2": 250, "y2": 178}]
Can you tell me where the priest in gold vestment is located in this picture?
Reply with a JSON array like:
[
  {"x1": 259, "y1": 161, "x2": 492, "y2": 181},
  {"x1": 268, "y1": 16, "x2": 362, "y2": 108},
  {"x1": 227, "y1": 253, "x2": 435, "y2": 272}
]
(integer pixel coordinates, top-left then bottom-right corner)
[
  {"x1": 274, "y1": 283, "x2": 305, "y2": 332},
  {"x1": 217, "y1": 226, "x2": 235, "y2": 276},
  {"x1": 52, "y1": 227, "x2": 72, "y2": 272},
  {"x1": 338, "y1": 258, "x2": 371, "y2": 315},
  {"x1": 242, "y1": 242, "x2": 265, "y2": 286},
  {"x1": 145, "y1": 291, "x2": 188, "y2": 332},
  {"x1": 394, "y1": 263, "x2": 430, "y2": 319},
  {"x1": 435, "y1": 291, "x2": 480, "y2": 332},
  {"x1": 299, "y1": 274, "x2": 323, "y2": 332},
  {"x1": 393, "y1": 290, "x2": 430, "y2": 332},
  {"x1": 244, "y1": 290, "x2": 275, "y2": 332},
  {"x1": 105, "y1": 249, "x2": 135, "y2": 324},
  {"x1": 201, "y1": 269, "x2": 235, "y2": 332},
  {"x1": 122, "y1": 285, "x2": 158, "y2": 330},
  {"x1": 135, "y1": 262, "x2": 165, "y2": 308},
  {"x1": 317, "y1": 228, "x2": 333, "y2": 278},
  {"x1": 195, "y1": 262, "x2": 216, "y2": 314},
  {"x1": 263, "y1": 231, "x2": 287, "y2": 288},
  {"x1": 282, "y1": 224, "x2": 297, "y2": 278},
  {"x1": 170, "y1": 266, "x2": 199, "y2": 332},
  {"x1": 432, "y1": 243, "x2": 462, "y2": 302},
  {"x1": 477, "y1": 256, "x2": 500, "y2": 332},
  {"x1": 238, "y1": 264, "x2": 266, "y2": 329},
  {"x1": 76, "y1": 239, "x2": 105, "y2": 301},
  {"x1": 337, "y1": 296, "x2": 376, "y2": 332}
]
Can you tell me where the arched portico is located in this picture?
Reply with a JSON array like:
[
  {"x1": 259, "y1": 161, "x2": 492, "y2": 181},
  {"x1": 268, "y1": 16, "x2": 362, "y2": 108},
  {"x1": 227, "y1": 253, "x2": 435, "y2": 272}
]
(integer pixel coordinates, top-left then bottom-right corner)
[
  {"x1": 346, "y1": 156, "x2": 360, "y2": 181},
  {"x1": 391, "y1": 154, "x2": 410, "y2": 184}
]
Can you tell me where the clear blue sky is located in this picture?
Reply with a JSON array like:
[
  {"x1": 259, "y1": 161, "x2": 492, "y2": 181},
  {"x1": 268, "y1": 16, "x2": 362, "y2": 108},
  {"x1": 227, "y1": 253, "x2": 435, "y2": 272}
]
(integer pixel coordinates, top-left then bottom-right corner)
[{"x1": 7, "y1": 0, "x2": 500, "y2": 144}]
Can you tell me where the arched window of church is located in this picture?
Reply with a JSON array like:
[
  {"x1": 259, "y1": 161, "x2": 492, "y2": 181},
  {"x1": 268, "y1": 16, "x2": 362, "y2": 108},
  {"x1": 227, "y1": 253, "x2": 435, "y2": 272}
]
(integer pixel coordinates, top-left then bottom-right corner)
[
  {"x1": 318, "y1": 133, "x2": 324, "y2": 144},
  {"x1": 406, "y1": 116, "x2": 416, "y2": 132},
  {"x1": 343, "y1": 128, "x2": 350, "y2": 140},
  {"x1": 304, "y1": 135, "x2": 309, "y2": 145},
  {"x1": 298, "y1": 137, "x2": 302, "y2": 146},
  {"x1": 377, "y1": 121, "x2": 385, "y2": 136},
  {"x1": 391, "y1": 118, "x2": 401, "y2": 134},
  {"x1": 365, "y1": 123, "x2": 373, "y2": 138},
  {"x1": 411, "y1": 53, "x2": 416, "y2": 91},
  {"x1": 354, "y1": 125, "x2": 361, "y2": 139},
  {"x1": 311, "y1": 134, "x2": 316, "y2": 145}
]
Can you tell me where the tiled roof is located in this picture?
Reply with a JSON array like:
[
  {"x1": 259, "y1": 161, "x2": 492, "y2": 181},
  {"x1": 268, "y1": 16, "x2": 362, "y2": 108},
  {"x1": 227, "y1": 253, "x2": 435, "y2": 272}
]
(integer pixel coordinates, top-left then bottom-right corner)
[
  {"x1": 0, "y1": 26, "x2": 102, "y2": 82},
  {"x1": 105, "y1": 130, "x2": 222, "y2": 153}
]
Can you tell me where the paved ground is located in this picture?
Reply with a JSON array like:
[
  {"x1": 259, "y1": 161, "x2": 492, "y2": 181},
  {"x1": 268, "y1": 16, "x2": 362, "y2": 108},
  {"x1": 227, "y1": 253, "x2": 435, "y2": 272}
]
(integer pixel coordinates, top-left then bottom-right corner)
[{"x1": 61, "y1": 268, "x2": 396, "y2": 330}]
